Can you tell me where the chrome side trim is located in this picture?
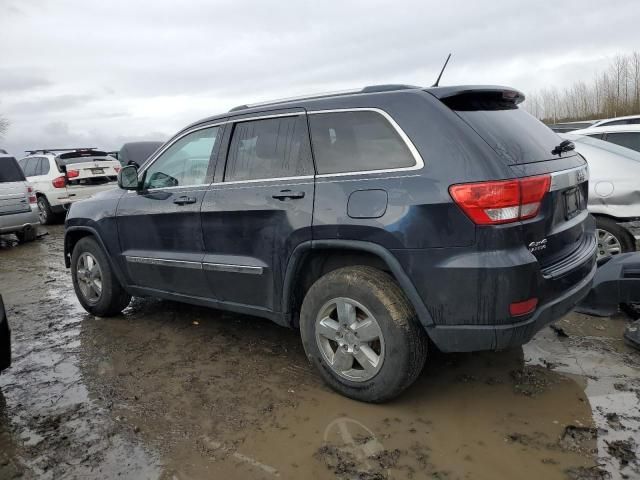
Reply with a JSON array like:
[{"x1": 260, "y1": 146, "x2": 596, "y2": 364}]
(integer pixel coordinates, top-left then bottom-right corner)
[
  {"x1": 309, "y1": 108, "x2": 424, "y2": 178},
  {"x1": 549, "y1": 164, "x2": 589, "y2": 192},
  {"x1": 126, "y1": 256, "x2": 202, "y2": 270},
  {"x1": 125, "y1": 256, "x2": 264, "y2": 275},
  {"x1": 139, "y1": 108, "x2": 424, "y2": 187},
  {"x1": 202, "y1": 262, "x2": 264, "y2": 275}
]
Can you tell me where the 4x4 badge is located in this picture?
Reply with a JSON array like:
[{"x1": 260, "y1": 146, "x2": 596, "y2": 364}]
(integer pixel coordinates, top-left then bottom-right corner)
[{"x1": 528, "y1": 238, "x2": 547, "y2": 253}]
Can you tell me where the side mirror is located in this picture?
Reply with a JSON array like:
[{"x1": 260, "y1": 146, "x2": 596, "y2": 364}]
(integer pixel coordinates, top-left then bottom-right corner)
[{"x1": 118, "y1": 165, "x2": 140, "y2": 190}]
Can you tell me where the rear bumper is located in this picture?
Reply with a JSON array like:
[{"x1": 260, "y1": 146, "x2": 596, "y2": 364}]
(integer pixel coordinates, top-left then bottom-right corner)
[
  {"x1": 0, "y1": 207, "x2": 40, "y2": 234},
  {"x1": 426, "y1": 261, "x2": 596, "y2": 351}
]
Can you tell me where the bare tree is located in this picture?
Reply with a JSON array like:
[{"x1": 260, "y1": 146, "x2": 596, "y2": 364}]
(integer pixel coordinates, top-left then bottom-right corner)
[
  {"x1": 0, "y1": 114, "x2": 8, "y2": 139},
  {"x1": 524, "y1": 51, "x2": 640, "y2": 123}
]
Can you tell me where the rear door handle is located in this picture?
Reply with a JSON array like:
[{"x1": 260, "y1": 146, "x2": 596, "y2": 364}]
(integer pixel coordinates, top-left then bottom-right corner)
[
  {"x1": 173, "y1": 196, "x2": 197, "y2": 205},
  {"x1": 272, "y1": 190, "x2": 306, "y2": 201}
]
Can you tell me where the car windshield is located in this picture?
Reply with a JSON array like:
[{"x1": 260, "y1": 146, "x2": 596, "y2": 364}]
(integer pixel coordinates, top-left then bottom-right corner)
[
  {"x1": 562, "y1": 133, "x2": 640, "y2": 162},
  {"x1": 0, "y1": 157, "x2": 27, "y2": 182}
]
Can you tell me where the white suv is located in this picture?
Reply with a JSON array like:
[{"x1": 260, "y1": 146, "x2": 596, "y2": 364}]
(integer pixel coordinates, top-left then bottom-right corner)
[
  {"x1": 0, "y1": 154, "x2": 39, "y2": 241},
  {"x1": 19, "y1": 149, "x2": 121, "y2": 224}
]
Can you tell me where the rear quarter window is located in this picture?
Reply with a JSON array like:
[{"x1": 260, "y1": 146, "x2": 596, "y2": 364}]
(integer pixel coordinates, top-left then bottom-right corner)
[
  {"x1": 0, "y1": 157, "x2": 27, "y2": 182},
  {"x1": 605, "y1": 132, "x2": 640, "y2": 152},
  {"x1": 308, "y1": 110, "x2": 415, "y2": 174}
]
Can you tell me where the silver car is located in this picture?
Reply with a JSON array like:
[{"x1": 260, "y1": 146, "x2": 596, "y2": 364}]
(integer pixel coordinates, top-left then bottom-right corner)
[
  {"x1": 562, "y1": 134, "x2": 640, "y2": 260},
  {"x1": 0, "y1": 154, "x2": 39, "y2": 242}
]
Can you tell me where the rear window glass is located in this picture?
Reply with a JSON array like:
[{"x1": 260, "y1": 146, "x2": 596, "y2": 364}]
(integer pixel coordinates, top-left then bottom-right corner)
[
  {"x1": 442, "y1": 92, "x2": 567, "y2": 164},
  {"x1": 308, "y1": 111, "x2": 415, "y2": 174},
  {"x1": 57, "y1": 155, "x2": 115, "y2": 166},
  {"x1": 0, "y1": 157, "x2": 26, "y2": 182}
]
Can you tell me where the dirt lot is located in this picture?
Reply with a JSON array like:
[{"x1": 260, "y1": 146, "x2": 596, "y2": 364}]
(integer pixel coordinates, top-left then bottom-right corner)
[{"x1": 0, "y1": 225, "x2": 639, "y2": 480}]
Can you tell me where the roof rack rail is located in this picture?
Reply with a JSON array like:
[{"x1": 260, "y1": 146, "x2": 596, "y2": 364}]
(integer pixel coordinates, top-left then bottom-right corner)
[
  {"x1": 25, "y1": 147, "x2": 98, "y2": 155},
  {"x1": 229, "y1": 84, "x2": 420, "y2": 112}
]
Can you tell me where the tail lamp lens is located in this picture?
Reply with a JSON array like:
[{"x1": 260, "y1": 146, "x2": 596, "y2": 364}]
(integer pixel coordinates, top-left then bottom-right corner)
[
  {"x1": 27, "y1": 186, "x2": 36, "y2": 204},
  {"x1": 52, "y1": 176, "x2": 67, "y2": 188},
  {"x1": 66, "y1": 169, "x2": 80, "y2": 179},
  {"x1": 449, "y1": 175, "x2": 550, "y2": 225}
]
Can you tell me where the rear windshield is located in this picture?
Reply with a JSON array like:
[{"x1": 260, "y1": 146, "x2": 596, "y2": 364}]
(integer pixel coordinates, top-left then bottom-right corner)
[
  {"x1": 442, "y1": 92, "x2": 568, "y2": 165},
  {"x1": 0, "y1": 156, "x2": 27, "y2": 182}
]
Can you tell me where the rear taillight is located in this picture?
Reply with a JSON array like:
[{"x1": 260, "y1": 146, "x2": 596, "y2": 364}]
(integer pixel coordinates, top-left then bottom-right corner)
[
  {"x1": 67, "y1": 169, "x2": 79, "y2": 179},
  {"x1": 114, "y1": 166, "x2": 121, "y2": 173},
  {"x1": 52, "y1": 176, "x2": 67, "y2": 188},
  {"x1": 27, "y1": 186, "x2": 36, "y2": 204},
  {"x1": 449, "y1": 174, "x2": 551, "y2": 225}
]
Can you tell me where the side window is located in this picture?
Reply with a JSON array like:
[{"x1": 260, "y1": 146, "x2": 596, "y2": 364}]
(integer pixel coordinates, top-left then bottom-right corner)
[
  {"x1": 586, "y1": 133, "x2": 605, "y2": 140},
  {"x1": 144, "y1": 126, "x2": 219, "y2": 189},
  {"x1": 33, "y1": 158, "x2": 44, "y2": 176},
  {"x1": 308, "y1": 110, "x2": 416, "y2": 174},
  {"x1": 224, "y1": 115, "x2": 313, "y2": 182},
  {"x1": 20, "y1": 158, "x2": 36, "y2": 177},
  {"x1": 600, "y1": 120, "x2": 627, "y2": 127},
  {"x1": 605, "y1": 132, "x2": 640, "y2": 152}
]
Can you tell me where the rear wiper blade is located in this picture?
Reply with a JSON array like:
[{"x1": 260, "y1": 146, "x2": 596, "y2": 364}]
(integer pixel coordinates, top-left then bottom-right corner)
[{"x1": 551, "y1": 139, "x2": 575, "y2": 156}]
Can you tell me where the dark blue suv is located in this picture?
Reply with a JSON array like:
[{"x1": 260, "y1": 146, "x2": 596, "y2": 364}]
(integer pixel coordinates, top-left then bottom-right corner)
[{"x1": 64, "y1": 85, "x2": 597, "y2": 402}]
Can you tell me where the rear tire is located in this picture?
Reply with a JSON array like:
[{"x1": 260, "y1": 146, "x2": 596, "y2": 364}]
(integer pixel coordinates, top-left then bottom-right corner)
[
  {"x1": 71, "y1": 237, "x2": 131, "y2": 316},
  {"x1": 37, "y1": 196, "x2": 56, "y2": 225},
  {"x1": 15, "y1": 227, "x2": 37, "y2": 243},
  {"x1": 300, "y1": 266, "x2": 428, "y2": 403},
  {"x1": 595, "y1": 216, "x2": 634, "y2": 262}
]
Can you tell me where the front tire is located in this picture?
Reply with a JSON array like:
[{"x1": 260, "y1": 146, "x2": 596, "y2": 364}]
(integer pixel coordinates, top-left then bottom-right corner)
[
  {"x1": 71, "y1": 237, "x2": 131, "y2": 316},
  {"x1": 300, "y1": 266, "x2": 428, "y2": 403}
]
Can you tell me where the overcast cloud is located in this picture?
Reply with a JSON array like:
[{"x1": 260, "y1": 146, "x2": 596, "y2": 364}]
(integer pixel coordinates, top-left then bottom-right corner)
[{"x1": 0, "y1": 0, "x2": 637, "y2": 156}]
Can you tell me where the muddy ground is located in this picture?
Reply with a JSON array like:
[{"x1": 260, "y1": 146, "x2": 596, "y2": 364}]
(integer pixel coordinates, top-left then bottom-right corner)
[{"x1": 0, "y1": 225, "x2": 638, "y2": 480}]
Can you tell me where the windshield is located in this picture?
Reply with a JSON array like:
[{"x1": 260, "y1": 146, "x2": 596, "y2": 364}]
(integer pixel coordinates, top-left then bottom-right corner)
[
  {"x1": 442, "y1": 92, "x2": 569, "y2": 164},
  {"x1": 0, "y1": 156, "x2": 27, "y2": 182}
]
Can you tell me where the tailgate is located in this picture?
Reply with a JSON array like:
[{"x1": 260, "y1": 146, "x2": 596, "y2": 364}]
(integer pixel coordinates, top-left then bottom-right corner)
[
  {"x1": 512, "y1": 159, "x2": 593, "y2": 276},
  {"x1": 0, "y1": 182, "x2": 31, "y2": 216},
  {"x1": 64, "y1": 159, "x2": 120, "y2": 182}
]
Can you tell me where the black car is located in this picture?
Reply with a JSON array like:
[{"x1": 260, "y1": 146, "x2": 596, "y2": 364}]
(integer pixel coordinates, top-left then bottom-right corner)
[
  {"x1": 0, "y1": 296, "x2": 10, "y2": 373},
  {"x1": 64, "y1": 84, "x2": 597, "y2": 402}
]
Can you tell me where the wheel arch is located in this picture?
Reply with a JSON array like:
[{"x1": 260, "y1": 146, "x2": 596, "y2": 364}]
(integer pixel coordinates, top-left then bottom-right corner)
[
  {"x1": 282, "y1": 240, "x2": 434, "y2": 329},
  {"x1": 64, "y1": 226, "x2": 129, "y2": 288}
]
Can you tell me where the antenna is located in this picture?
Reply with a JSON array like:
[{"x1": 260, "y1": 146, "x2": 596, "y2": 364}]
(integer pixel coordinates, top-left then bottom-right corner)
[{"x1": 432, "y1": 53, "x2": 452, "y2": 87}]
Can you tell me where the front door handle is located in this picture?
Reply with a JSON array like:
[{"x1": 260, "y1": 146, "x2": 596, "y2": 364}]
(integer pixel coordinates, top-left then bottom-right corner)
[
  {"x1": 272, "y1": 190, "x2": 306, "y2": 201},
  {"x1": 173, "y1": 196, "x2": 197, "y2": 205}
]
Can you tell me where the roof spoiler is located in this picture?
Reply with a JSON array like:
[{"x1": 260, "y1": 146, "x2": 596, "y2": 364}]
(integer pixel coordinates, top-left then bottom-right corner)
[{"x1": 427, "y1": 85, "x2": 525, "y2": 104}]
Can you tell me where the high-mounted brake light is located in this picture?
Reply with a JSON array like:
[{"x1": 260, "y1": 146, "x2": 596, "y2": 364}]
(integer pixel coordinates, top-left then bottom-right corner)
[
  {"x1": 52, "y1": 176, "x2": 67, "y2": 188},
  {"x1": 66, "y1": 169, "x2": 79, "y2": 179},
  {"x1": 449, "y1": 175, "x2": 550, "y2": 225}
]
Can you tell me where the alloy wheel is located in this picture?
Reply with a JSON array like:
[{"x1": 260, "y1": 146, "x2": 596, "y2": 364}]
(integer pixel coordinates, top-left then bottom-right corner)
[
  {"x1": 76, "y1": 252, "x2": 103, "y2": 304},
  {"x1": 597, "y1": 228, "x2": 622, "y2": 261},
  {"x1": 315, "y1": 297, "x2": 385, "y2": 382}
]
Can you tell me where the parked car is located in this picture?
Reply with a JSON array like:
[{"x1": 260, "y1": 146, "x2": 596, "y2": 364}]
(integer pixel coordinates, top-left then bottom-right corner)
[
  {"x1": 0, "y1": 295, "x2": 10, "y2": 373},
  {"x1": 571, "y1": 124, "x2": 640, "y2": 152},
  {"x1": 117, "y1": 141, "x2": 164, "y2": 168},
  {"x1": 18, "y1": 148, "x2": 121, "y2": 224},
  {"x1": 591, "y1": 114, "x2": 640, "y2": 128},
  {"x1": 561, "y1": 133, "x2": 640, "y2": 260},
  {"x1": 547, "y1": 120, "x2": 598, "y2": 133},
  {"x1": 64, "y1": 84, "x2": 596, "y2": 402},
  {"x1": 0, "y1": 154, "x2": 39, "y2": 242}
]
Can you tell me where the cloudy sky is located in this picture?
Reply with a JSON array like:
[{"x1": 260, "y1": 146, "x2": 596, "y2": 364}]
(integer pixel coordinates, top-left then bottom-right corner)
[{"x1": 0, "y1": 0, "x2": 636, "y2": 156}]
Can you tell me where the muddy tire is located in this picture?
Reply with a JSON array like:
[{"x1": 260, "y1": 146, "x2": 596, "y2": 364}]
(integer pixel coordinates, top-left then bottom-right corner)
[
  {"x1": 300, "y1": 266, "x2": 428, "y2": 403},
  {"x1": 15, "y1": 227, "x2": 37, "y2": 243},
  {"x1": 71, "y1": 236, "x2": 131, "y2": 316},
  {"x1": 37, "y1": 196, "x2": 56, "y2": 225},
  {"x1": 595, "y1": 216, "x2": 634, "y2": 262}
]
